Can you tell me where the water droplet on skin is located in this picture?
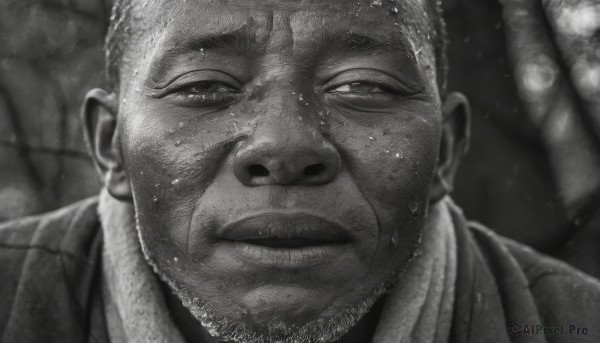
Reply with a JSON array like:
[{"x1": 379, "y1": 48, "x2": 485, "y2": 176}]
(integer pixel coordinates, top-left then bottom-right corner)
[
  {"x1": 370, "y1": 0, "x2": 382, "y2": 7},
  {"x1": 168, "y1": 128, "x2": 175, "y2": 134},
  {"x1": 298, "y1": 94, "x2": 304, "y2": 101},
  {"x1": 175, "y1": 140, "x2": 182, "y2": 146},
  {"x1": 369, "y1": 136, "x2": 375, "y2": 141},
  {"x1": 395, "y1": 152, "x2": 401, "y2": 158},
  {"x1": 122, "y1": 98, "x2": 127, "y2": 104},
  {"x1": 390, "y1": 7, "x2": 399, "y2": 14},
  {"x1": 408, "y1": 202, "x2": 419, "y2": 216},
  {"x1": 171, "y1": 178, "x2": 180, "y2": 185},
  {"x1": 413, "y1": 248, "x2": 423, "y2": 257},
  {"x1": 390, "y1": 231, "x2": 399, "y2": 249},
  {"x1": 178, "y1": 122, "x2": 185, "y2": 129},
  {"x1": 173, "y1": 257, "x2": 179, "y2": 263},
  {"x1": 152, "y1": 196, "x2": 158, "y2": 203}
]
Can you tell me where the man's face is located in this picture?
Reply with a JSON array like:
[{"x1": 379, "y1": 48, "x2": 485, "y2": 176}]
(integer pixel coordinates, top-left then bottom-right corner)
[{"x1": 113, "y1": 0, "x2": 442, "y2": 341}]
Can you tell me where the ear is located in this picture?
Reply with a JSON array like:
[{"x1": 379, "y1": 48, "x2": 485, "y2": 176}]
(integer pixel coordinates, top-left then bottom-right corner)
[
  {"x1": 82, "y1": 88, "x2": 132, "y2": 200},
  {"x1": 429, "y1": 92, "x2": 471, "y2": 203}
]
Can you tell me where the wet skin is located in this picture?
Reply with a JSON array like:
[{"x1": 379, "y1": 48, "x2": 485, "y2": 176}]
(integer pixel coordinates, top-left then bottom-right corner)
[{"x1": 84, "y1": 0, "x2": 469, "y2": 341}]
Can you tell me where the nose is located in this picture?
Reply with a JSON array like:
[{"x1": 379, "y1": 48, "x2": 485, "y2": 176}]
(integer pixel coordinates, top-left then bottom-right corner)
[{"x1": 233, "y1": 126, "x2": 341, "y2": 186}]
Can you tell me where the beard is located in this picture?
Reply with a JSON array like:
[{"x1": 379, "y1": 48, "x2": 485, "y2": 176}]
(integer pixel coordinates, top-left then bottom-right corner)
[
  {"x1": 159, "y1": 279, "x2": 390, "y2": 343},
  {"x1": 134, "y1": 223, "x2": 399, "y2": 343}
]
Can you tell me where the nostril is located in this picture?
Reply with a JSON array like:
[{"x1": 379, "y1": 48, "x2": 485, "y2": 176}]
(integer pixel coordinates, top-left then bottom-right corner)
[
  {"x1": 304, "y1": 163, "x2": 326, "y2": 176},
  {"x1": 248, "y1": 164, "x2": 269, "y2": 177}
]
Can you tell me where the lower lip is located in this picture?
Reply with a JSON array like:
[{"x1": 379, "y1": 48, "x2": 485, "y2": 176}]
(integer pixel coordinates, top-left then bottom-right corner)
[{"x1": 229, "y1": 241, "x2": 350, "y2": 268}]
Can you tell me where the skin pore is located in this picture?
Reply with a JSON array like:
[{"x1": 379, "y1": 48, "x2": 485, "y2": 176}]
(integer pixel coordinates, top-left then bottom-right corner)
[{"x1": 84, "y1": 1, "x2": 469, "y2": 342}]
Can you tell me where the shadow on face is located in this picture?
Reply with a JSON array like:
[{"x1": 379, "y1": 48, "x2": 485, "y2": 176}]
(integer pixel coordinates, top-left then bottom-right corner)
[{"x1": 83, "y1": 0, "x2": 470, "y2": 341}]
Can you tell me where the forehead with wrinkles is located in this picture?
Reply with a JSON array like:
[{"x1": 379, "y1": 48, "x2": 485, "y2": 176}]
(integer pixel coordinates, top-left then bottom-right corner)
[{"x1": 106, "y1": 0, "x2": 444, "y2": 93}]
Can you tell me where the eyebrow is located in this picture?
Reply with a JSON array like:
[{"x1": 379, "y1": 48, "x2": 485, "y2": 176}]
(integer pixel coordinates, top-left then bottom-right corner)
[
  {"x1": 163, "y1": 27, "x2": 253, "y2": 56},
  {"x1": 337, "y1": 32, "x2": 397, "y2": 52}
]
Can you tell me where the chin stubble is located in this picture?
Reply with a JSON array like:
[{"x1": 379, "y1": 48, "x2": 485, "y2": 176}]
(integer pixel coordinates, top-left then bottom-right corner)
[{"x1": 133, "y1": 201, "x2": 417, "y2": 343}]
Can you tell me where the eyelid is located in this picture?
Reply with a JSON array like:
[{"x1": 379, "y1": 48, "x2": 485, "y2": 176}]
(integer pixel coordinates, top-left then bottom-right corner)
[
  {"x1": 151, "y1": 70, "x2": 243, "y2": 97},
  {"x1": 322, "y1": 68, "x2": 423, "y2": 95}
]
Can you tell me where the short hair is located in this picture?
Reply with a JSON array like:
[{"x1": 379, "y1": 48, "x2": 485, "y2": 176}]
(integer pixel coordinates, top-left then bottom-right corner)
[{"x1": 105, "y1": 0, "x2": 448, "y2": 95}]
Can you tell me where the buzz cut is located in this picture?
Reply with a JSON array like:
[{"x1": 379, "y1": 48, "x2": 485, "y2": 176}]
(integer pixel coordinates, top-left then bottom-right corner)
[{"x1": 105, "y1": 0, "x2": 448, "y2": 95}]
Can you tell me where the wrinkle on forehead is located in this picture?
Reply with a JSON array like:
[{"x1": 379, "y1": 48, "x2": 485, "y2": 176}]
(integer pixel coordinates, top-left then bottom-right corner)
[
  {"x1": 122, "y1": 0, "x2": 438, "y2": 92},
  {"x1": 147, "y1": 2, "x2": 431, "y2": 54},
  {"x1": 131, "y1": 0, "x2": 433, "y2": 41}
]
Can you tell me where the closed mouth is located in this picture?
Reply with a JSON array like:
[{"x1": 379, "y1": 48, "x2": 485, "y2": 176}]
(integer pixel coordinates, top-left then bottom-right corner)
[
  {"x1": 217, "y1": 211, "x2": 353, "y2": 267},
  {"x1": 242, "y1": 237, "x2": 341, "y2": 249}
]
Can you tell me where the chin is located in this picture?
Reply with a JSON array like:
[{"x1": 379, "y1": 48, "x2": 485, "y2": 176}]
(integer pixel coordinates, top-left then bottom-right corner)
[{"x1": 149, "y1": 259, "x2": 393, "y2": 343}]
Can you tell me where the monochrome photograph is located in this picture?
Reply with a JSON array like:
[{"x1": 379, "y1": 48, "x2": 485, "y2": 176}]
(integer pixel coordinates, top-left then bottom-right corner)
[{"x1": 0, "y1": 0, "x2": 599, "y2": 342}]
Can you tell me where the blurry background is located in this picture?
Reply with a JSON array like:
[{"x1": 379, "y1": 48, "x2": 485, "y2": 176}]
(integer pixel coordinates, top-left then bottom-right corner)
[{"x1": 0, "y1": 0, "x2": 599, "y2": 277}]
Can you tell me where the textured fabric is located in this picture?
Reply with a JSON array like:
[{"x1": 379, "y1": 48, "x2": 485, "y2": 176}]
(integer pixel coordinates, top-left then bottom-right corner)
[
  {"x1": 0, "y1": 196, "x2": 107, "y2": 343},
  {"x1": 373, "y1": 198, "x2": 457, "y2": 343},
  {"x1": 99, "y1": 189, "x2": 185, "y2": 343},
  {"x1": 1, "y1": 196, "x2": 600, "y2": 342}
]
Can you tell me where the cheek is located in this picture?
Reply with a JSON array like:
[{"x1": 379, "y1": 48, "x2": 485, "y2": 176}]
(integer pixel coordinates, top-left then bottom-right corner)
[
  {"x1": 333, "y1": 117, "x2": 440, "y2": 209},
  {"x1": 118, "y1": 104, "x2": 240, "y2": 255},
  {"x1": 330, "y1": 116, "x2": 441, "y2": 266}
]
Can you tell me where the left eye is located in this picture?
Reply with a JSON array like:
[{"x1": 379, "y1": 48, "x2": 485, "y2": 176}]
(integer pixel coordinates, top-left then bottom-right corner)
[{"x1": 328, "y1": 82, "x2": 388, "y2": 93}]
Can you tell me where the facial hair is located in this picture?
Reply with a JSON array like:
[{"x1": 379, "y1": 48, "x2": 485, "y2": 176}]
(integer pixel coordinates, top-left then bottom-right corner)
[{"x1": 132, "y1": 199, "x2": 415, "y2": 343}]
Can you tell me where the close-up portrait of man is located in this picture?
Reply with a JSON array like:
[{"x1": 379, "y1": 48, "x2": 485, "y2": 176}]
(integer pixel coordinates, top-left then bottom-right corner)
[{"x1": 1, "y1": 0, "x2": 600, "y2": 342}]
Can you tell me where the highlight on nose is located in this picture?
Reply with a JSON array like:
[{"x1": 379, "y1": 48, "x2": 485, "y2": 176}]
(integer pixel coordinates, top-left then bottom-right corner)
[{"x1": 233, "y1": 140, "x2": 341, "y2": 186}]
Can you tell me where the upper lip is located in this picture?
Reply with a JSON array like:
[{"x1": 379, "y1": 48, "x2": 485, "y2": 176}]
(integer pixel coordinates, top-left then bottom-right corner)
[{"x1": 217, "y1": 211, "x2": 353, "y2": 244}]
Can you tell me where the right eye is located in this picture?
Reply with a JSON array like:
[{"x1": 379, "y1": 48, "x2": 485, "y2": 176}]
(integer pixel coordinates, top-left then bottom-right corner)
[
  {"x1": 168, "y1": 81, "x2": 242, "y2": 108},
  {"x1": 180, "y1": 81, "x2": 240, "y2": 94}
]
